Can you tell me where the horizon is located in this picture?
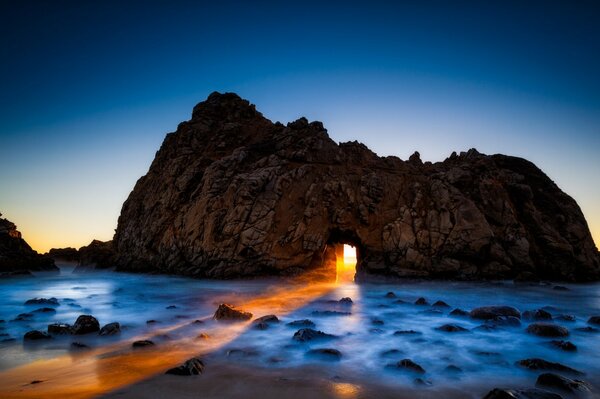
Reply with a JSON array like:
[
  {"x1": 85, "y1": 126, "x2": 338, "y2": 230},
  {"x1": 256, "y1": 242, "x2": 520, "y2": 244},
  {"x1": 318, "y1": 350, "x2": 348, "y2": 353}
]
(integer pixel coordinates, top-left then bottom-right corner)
[{"x1": 1, "y1": 1, "x2": 599, "y2": 252}]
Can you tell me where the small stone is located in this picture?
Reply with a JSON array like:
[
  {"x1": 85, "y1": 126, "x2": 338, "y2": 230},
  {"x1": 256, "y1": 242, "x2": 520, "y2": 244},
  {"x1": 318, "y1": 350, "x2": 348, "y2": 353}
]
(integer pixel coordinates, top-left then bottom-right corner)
[
  {"x1": 306, "y1": 348, "x2": 342, "y2": 360},
  {"x1": 548, "y1": 340, "x2": 577, "y2": 352},
  {"x1": 396, "y1": 359, "x2": 426, "y2": 374},
  {"x1": 166, "y1": 305, "x2": 177, "y2": 309},
  {"x1": 292, "y1": 328, "x2": 335, "y2": 342},
  {"x1": 99, "y1": 322, "x2": 121, "y2": 336},
  {"x1": 213, "y1": 304, "x2": 252, "y2": 321},
  {"x1": 470, "y1": 306, "x2": 521, "y2": 320},
  {"x1": 33, "y1": 307, "x2": 56, "y2": 314},
  {"x1": 516, "y1": 358, "x2": 583, "y2": 375},
  {"x1": 287, "y1": 319, "x2": 315, "y2": 328},
  {"x1": 436, "y1": 324, "x2": 468, "y2": 332},
  {"x1": 165, "y1": 357, "x2": 204, "y2": 376},
  {"x1": 523, "y1": 309, "x2": 553, "y2": 321},
  {"x1": 526, "y1": 323, "x2": 569, "y2": 338},
  {"x1": 449, "y1": 308, "x2": 469, "y2": 316},
  {"x1": 384, "y1": 292, "x2": 397, "y2": 298},
  {"x1": 24, "y1": 330, "x2": 51, "y2": 340},
  {"x1": 393, "y1": 330, "x2": 421, "y2": 335},
  {"x1": 432, "y1": 300, "x2": 450, "y2": 308},
  {"x1": 132, "y1": 340, "x2": 155, "y2": 348},
  {"x1": 72, "y1": 315, "x2": 100, "y2": 335},
  {"x1": 535, "y1": 372, "x2": 590, "y2": 394},
  {"x1": 47, "y1": 323, "x2": 72, "y2": 335},
  {"x1": 415, "y1": 297, "x2": 428, "y2": 305},
  {"x1": 338, "y1": 297, "x2": 353, "y2": 304},
  {"x1": 25, "y1": 298, "x2": 59, "y2": 306}
]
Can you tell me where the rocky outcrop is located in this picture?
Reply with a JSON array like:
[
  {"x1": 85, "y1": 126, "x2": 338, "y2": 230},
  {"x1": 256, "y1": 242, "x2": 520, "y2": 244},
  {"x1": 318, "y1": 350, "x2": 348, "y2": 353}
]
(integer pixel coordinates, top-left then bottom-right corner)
[
  {"x1": 76, "y1": 240, "x2": 115, "y2": 269},
  {"x1": 46, "y1": 247, "x2": 80, "y2": 262},
  {"x1": 0, "y1": 213, "x2": 57, "y2": 274},
  {"x1": 113, "y1": 92, "x2": 600, "y2": 281}
]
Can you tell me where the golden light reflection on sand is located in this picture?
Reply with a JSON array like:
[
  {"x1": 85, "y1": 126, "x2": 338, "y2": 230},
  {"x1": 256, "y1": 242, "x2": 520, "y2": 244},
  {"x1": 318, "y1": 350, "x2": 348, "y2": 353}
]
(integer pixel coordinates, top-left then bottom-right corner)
[{"x1": 0, "y1": 268, "x2": 354, "y2": 399}]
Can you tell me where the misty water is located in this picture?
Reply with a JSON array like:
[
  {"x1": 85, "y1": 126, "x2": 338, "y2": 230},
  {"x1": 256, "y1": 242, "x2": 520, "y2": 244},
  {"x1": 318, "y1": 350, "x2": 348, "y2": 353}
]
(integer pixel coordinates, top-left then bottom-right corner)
[{"x1": 1, "y1": 264, "x2": 599, "y2": 396}]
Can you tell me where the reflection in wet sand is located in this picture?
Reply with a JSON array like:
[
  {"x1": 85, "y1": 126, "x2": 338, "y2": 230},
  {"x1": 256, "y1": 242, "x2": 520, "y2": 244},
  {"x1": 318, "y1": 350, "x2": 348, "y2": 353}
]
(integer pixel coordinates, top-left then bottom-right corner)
[{"x1": 0, "y1": 268, "x2": 342, "y2": 399}]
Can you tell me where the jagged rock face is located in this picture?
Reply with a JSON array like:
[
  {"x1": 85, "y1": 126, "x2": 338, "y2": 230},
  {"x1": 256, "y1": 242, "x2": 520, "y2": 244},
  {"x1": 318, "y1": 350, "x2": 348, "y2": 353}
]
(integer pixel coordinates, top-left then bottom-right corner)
[
  {"x1": 75, "y1": 240, "x2": 115, "y2": 270},
  {"x1": 0, "y1": 213, "x2": 57, "y2": 273},
  {"x1": 113, "y1": 92, "x2": 600, "y2": 281}
]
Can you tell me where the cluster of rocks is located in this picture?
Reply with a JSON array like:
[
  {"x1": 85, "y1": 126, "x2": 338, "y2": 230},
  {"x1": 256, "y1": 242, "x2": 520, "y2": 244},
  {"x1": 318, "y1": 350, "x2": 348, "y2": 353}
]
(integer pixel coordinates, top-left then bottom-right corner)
[
  {"x1": 0, "y1": 213, "x2": 57, "y2": 275},
  {"x1": 108, "y1": 92, "x2": 599, "y2": 281},
  {"x1": 46, "y1": 240, "x2": 116, "y2": 270}
]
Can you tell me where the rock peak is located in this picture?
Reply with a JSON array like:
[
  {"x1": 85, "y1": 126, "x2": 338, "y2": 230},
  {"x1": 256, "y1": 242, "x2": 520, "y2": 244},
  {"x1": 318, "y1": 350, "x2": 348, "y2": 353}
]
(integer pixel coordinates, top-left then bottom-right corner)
[{"x1": 113, "y1": 95, "x2": 600, "y2": 282}]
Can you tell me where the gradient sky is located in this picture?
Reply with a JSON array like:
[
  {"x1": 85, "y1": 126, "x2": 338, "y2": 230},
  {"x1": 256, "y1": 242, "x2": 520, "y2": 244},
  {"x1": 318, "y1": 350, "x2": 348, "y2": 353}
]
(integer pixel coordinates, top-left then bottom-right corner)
[{"x1": 1, "y1": 0, "x2": 599, "y2": 253}]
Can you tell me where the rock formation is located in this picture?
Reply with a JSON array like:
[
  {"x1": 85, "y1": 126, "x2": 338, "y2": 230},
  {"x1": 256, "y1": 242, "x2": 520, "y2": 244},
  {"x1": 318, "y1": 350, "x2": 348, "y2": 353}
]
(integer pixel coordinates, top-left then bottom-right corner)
[
  {"x1": 113, "y1": 92, "x2": 600, "y2": 281},
  {"x1": 76, "y1": 240, "x2": 115, "y2": 269},
  {"x1": 0, "y1": 213, "x2": 57, "y2": 274}
]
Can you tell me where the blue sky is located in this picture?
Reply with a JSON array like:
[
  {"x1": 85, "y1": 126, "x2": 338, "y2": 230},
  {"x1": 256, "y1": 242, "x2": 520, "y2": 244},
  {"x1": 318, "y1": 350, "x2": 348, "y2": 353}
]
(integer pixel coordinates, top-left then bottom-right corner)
[{"x1": 0, "y1": 1, "x2": 599, "y2": 251}]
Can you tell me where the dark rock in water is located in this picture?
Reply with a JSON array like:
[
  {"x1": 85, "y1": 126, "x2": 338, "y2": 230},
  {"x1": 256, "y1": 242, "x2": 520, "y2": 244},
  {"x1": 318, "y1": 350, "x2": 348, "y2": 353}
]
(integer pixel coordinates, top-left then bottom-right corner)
[
  {"x1": 132, "y1": 340, "x2": 154, "y2": 348},
  {"x1": 0, "y1": 214, "x2": 58, "y2": 273},
  {"x1": 587, "y1": 316, "x2": 600, "y2": 325},
  {"x1": 46, "y1": 247, "x2": 80, "y2": 262},
  {"x1": 72, "y1": 315, "x2": 100, "y2": 335},
  {"x1": 436, "y1": 324, "x2": 468, "y2": 332},
  {"x1": 526, "y1": 323, "x2": 569, "y2": 338},
  {"x1": 548, "y1": 340, "x2": 577, "y2": 352},
  {"x1": 395, "y1": 359, "x2": 426, "y2": 374},
  {"x1": 33, "y1": 307, "x2": 56, "y2": 314},
  {"x1": 575, "y1": 326, "x2": 598, "y2": 333},
  {"x1": 99, "y1": 322, "x2": 121, "y2": 336},
  {"x1": 287, "y1": 319, "x2": 315, "y2": 328},
  {"x1": 482, "y1": 388, "x2": 563, "y2": 399},
  {"x1": 516, "y1": 358, "x2": 583, "y2": 375},
  {"x1": 166, "y1": 305, "x2": 177, "y2": 309},
  {"x1": 535, "y1": 373, "x2": 590, "y2": 394},
  {"x1": 191, "y1": 319, "x2": 203, "y2": 325},
  {"x1": 306, "y1": 348, "x2": 342, "y2": 360},
  {"x1": 312, "y1": 310, "x2": 351, "y2": 316},
  {"x1": 413, "y1": 377, "x2": 432, "y2": 386},
  {"x1": 165, "y1": 357, "x2": 204, "y2": 376},
  {"x1": 75, "y1": 239, "x2": 116, "y2": 270},
  {"x1": 213, "y1": 304, "x2": 252, "y2": 321},
  {"x1": 338, "y1": 297, "x2": 353, "y2": 304},
  {"x1": 25, "y1": 297, "x2": 59, "y2": 306},
  {"x1": 70, "y1": 342, "x2": 90, "y2": 350},
  {"x1": 371, "y1": 318, "x2": 384, "y2": 325},
  {"x1": 470, "y1": 306, "x2": 521, "y2": 320},
  {"x1": 445, "y1": 365, "x2": 463, "y2": 373},
  {"x1": 253, "y1": 315, "x2": 280, "y2": 325},
  {"x1": 226, "y1": 348, "x2": 259, "y2": 358},
  {"x1": 393, "y1": 299, "x2": 409, "y2": 304},
  {"x1": 473, "y1": 324, "x2": 497, "y2": 332},
  {"x1": 47, "y1": 323, "x2": 72, "y2": 335},
  {"x1": 554, "y1": 315, "x2": 575, "y2": 322},
  {"x1": 552, "y1": 285, "x2": 569, "y2": 291},
  {"x1": 415, "y1": 297, "x2": 428, "y2": 305},
  {"x1": 384, "y1": 292, "x2": 397, "y2": 298},
  {"x1": 394, "y1": 330, "x2": 421, "y2": 335},
  {"x1": 292, "y1": 328, "x2": 335, "y2": 342},
  {"x1": 24, "y1": 330, "x2": 51, "y2": 340},
  {"x1": 13, "y1": 312, "x2": 34, "y2": 321},
  {"x1": 110, "y1": 93, "x2": 600, "y2": 281},
  {"x1": 432, "y1": 300, "x2": 450, "y2": 308},
  {"x1": 450, "y1": 308, "x2": 469, "y2": 316},
  {"x1": 146, "y1": 320, "x2": 158, "y2": 324},
  {"x1": 523, "y1": 309, "x2": 553, "y2": 321},
  {"x1": 381, "y1": 349, "x2": 403, "y2": 358},
  {"x1": 485, "y1": 316, "x2": 521, "y2": 328}
]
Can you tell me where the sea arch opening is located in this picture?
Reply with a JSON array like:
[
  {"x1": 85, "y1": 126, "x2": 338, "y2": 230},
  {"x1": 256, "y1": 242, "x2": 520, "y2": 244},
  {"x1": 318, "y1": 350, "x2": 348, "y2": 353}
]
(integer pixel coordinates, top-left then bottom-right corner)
[{"x1": 325, "y1": 229, "x2": 363, "y2": 283}]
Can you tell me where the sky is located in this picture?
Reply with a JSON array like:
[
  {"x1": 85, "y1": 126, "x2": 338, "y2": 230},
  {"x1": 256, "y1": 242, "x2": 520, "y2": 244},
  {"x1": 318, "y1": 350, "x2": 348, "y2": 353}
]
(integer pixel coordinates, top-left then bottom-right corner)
[{"x1": 0, "y1": 0, "x2": 599, "y2": 252}]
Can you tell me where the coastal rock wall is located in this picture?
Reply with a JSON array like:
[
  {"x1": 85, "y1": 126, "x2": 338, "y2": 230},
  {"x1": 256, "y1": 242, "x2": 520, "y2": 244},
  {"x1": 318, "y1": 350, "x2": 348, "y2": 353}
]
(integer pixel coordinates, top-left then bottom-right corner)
[
  {"x1": 0, "y1": 213, "x2": 57, "y2": 274},
  {"x1": 113, "y1": 93, "x2": 600, "y2": 281}
]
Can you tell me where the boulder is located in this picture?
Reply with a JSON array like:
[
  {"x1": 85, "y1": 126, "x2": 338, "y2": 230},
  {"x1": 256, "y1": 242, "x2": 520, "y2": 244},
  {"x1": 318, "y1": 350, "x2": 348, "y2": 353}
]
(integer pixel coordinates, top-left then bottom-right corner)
[
  {"x1": 587, "y1": 316, "x2": 600, "y2": 325},
  {"x1": 432, "y1": 300, "x2": 450, "y2": 308},
  {"x1": 415, "y1": 297, "x2": 428, "y2": 305},
  {"x1": 292, "y1": 328, "x2": 335, "y2": 342},
  {"x1": 72, "y1": 315, "x2": 100, "y2": 335},
  {"x1": 526, "y1": 323, "x2": 569, "y2": 338},
  {"x1": 436, "y1": 324, "x2": 468, "y2": 332},
  {"x1": 548, "y1": 340, "x2": 577, "y2": 352},
  {"x1": 110, "y1": 93, "x2": 600, "y2": 282},
  {"x1": 470, "y1": 306, "x2": 521, "y2": 320},
  {"x1": 99, "y1": 322, "x2": 121, "y2": 336},
  {"x1": 165, "y1": 357, "x2": 204, "y2": 376},
  {"x1": 213, "y1": 304, "x2": 252, "y2": 321},
  {"x1": 523, "y1": 309, "x2": 553, "y2": 321},
  {"x1": 482, "y1": 388, "x2": 563, "y2": 399},
  {"x1": 24, "y1": 330, "x2": 51, "y2": 340},
  {"x1": 0, "y1": 214, "x2": 58, "y2": 273},
  {"x1": 535, "y1": 373, "x2": 590, "y2": 394},
  {"x1": 47, "y1": 323, "x2": 72, "y2": 335},
  {"x1": 306, "y1": 348, "x2": 342, "y2": 360},
  {"x1": 395, "y1": 359, "x2": 426, "y2": 374},
  {"x1": 516, "y1": 358, "x2": 583, "y2": 375},
  {"x1": 132, "y1": 340, "x2": 154, "y2": 348},
  {"x1": 450, "y1": 308, "x2": 469, "y2": 316},
  {"x1": 25, "y1": 297, "x2": 59, "y2": 306}
]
